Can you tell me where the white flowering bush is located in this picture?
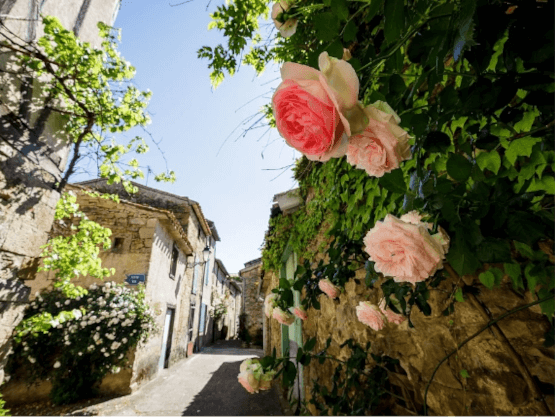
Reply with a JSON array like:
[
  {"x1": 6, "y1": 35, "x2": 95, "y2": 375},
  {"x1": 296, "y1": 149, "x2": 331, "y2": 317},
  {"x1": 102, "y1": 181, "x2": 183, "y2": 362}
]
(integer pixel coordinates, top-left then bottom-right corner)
[
  {"x1": 7, "y1": 282, "x2": 156, "y2": 405},
  {"x1": 208, "y1": 290, "x2": 227, "y2": 322}
]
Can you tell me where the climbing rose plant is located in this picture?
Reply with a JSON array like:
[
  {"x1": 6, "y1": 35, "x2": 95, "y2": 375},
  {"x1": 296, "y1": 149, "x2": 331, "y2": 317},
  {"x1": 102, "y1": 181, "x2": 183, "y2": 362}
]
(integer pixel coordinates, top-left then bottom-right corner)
[
  {"x1": 199, "y1": 0, "x2": 555, "y2": 413},
  {"x1": 8, "y1": 282, "x2": 157, "y2": 405}
]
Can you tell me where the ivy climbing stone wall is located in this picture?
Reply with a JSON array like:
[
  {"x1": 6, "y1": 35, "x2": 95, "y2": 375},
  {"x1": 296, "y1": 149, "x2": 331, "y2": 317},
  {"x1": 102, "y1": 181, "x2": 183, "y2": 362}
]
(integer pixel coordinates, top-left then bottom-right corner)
[{"x1": 263, "y1": 225, "x2": 554, "y2": 416}]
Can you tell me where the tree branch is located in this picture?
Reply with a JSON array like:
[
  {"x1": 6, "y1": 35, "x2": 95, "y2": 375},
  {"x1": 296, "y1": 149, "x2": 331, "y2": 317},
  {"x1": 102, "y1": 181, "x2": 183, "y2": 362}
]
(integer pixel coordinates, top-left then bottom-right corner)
[{"x1": 55, "y1": 116, "x2": 94, "y2": 192}]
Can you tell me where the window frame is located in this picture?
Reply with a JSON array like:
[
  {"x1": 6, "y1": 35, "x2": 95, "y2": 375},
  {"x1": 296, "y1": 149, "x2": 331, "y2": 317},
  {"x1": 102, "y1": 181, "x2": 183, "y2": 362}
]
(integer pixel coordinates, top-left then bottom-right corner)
[{"x1": 169, "y1": 243, "x2": 179, "y2": 279}]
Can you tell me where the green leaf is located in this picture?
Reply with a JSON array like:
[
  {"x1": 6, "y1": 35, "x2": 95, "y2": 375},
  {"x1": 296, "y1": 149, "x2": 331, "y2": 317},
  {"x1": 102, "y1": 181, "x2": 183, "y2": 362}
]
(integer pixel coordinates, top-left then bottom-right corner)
[
  {"x1": 343, "y1": 20, "x2": 358, "y2": 43},
  {"x1": 331, "y1": 0, "x2": 349, "y2": 22},
  {"x1": 326, "y1": 40, "x2": 344, "y2": 59},
  {"x1": 504, "y1": 262, "x2": 524, "y2": 290},
  {"x1": 477, "y1": 238, "x2": 512, "y2": 263},
  {"x1": 538, "y1": 289, "x2": 554, "y2": 320},
  {"x1": 505, "y1": 137, "x2": 541, "y2": 165},
  {"x1": 525, "y1": 263, "x2": 539, "y2": 292},
  {"x1": 447, "y1": 154, "x2": 472, "y2": 182},
  {"x1": 279, "y1": 278, "x2": 291, "y2": 289},
  {"x1": 460, "y1": 369, "x2": 470, "y2": 378},
  {"x1": 527, "y1": 176, "x2": 555, "y2": 195},
  {"x1": 314, "y1": 12, "x2": 340, "y2": 42},
  {"x1": 304, "y1": 337, "x2": 317, "y2": 352},
  {"x1": 476, "y1": 151, "x2": 501, "y2": 175},
  {"x1": 447, "y1": 233, "x2": 481, "y2": 276},
  {"x1": 384, "y1": 0, "x2": 404, "y2": 45},
  {"x1": 479, "y1": 270, "x2": 496, "y2": 289},
  {"x1": 379, "y1": 169, "x2": 406, "y2": 194},
  {"x1": 454, "y1": 287, "x2": 465, "y2": 302}
]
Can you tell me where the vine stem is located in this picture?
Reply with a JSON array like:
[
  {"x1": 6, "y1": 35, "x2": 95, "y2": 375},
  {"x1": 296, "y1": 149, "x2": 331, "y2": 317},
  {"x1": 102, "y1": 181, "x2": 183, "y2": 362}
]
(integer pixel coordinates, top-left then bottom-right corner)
[{"x1": 422, "y1": 293, "x2": 553, "y2": 415}]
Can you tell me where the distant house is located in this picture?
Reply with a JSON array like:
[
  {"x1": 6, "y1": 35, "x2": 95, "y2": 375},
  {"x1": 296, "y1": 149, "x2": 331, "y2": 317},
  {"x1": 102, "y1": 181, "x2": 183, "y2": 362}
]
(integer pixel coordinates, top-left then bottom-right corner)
[
  {"x1": 211, "y1": 260, "x2": 242, "y2": 341},
  {"x1": 239, "y1": 258, "x2": 264, "y2": 346},
  {"x1": 3, "y1": 179, "x2": 219, "y2": 403}
]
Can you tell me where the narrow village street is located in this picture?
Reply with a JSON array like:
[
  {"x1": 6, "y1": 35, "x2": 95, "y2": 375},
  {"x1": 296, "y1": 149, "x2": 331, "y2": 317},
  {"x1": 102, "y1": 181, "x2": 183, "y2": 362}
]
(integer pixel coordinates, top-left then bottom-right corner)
[{"x1": 71, "y1": 340, "x2": 283, "y2": 416}]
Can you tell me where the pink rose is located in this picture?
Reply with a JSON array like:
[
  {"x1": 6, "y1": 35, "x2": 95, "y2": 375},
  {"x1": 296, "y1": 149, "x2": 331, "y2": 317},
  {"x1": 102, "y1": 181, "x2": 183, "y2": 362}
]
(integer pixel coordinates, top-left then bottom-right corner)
[
  {"x1": 271, "y1": 1, "x2": 298, "y2": 38},
  {"x1": 355, "y1": 301, "x2": 385, "y2": 331},
  {"x1": 264, "y1": 293, "x2": 277, "y2": 318},
  {"x1": 363, "y1": 214, "x2": 448, "y2": 284},
  {"x1": 272, "y1": 307, "x2": 295, "y2": 325},
  {"x1": 290, "y1": 306, "x2": 308, "y2": 320},
  {"x1": 272, "y1": 52, "x2": 361, "y2": 162},
  {"x1": 318, "y1": 278, "x2": 340, "y2": 299},
  {"x1": 238, "y1": 370, "x2": 260, "y2": 394},
  {"x1": 346, "y1": 103, "x2": 411, "y2": 177},
  {"x1": 378, "y1": 299, "x2": 406, "y2": 325},
  {"x1": 399, "y1": 211, "x2": 433, "y2": 230}
]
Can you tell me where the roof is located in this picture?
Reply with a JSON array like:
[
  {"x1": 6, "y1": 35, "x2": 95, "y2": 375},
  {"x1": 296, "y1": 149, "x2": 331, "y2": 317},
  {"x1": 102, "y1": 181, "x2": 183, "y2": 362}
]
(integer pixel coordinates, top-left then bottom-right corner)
[
  {"x1": 75, "y1": 178, "x2": 212, "y2": 237},
  {"x1": 206, "y1": 220, "x2": 221, "y2": 242},
  {"x1": 243, "y1": 258, "x2": 262, "y2": 268},
  {"x1": 215, "y1": 258, "x2": 230, "y2": 277},
  {"x1": 67, "y1": 183, "x2": 193, "y2": 255}
]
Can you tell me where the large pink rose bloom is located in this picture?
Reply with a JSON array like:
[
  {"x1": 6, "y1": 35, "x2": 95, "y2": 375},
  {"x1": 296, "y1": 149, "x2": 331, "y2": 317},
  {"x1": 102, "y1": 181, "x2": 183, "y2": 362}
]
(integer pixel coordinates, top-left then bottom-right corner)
[
  {"x1": 271, "y1": 1, "x2": 298, "y2": 38},
  {"x1": 318, "y1": 278, "x2": 340, "y2": 299},
  {"x1": 238, "y1": 370, "x2": 260, "y2": 394},
  {"x1": 346, "y1": 103, "x2": 411, "y2": 177},
  {"x1": 272, "y1": 52, "x2": 360, "y2": 162},
  {"x1": 355, "y1": 302, "x2": 385, "y2": 331},
  {"x1": 272, "y1": 307, "x2": 296, "y2": 325},
  {"x1": 363, "y1": 214, "x2": 448, "y2": 284},
  {"x1": 378, "y1": 299, "x2": 406, "y2": 325}
]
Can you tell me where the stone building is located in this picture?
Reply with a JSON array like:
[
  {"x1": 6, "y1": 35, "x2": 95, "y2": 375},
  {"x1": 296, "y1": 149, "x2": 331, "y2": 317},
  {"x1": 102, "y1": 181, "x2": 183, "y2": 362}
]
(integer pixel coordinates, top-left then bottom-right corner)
[
  {"x1": 75, "y1": 178, "x2": 217, "y2": 358},
  {"x1": 239, "y1": 258, "x2": 264, "y2": 346},
  {"x1": 211, "y1": 260, "x2": 241, "y2": 341},
  {"x1": 261, "y1": 189, "x2": 555, "y2": 416},
  {"x1": 0, "y1": 0, "x2": 121, "y2": 388},
  {"x1": 197, "y1": 220, "x2": 220, "y2": 349},
  {"x1": 2, "y1": 180, "x2": 219, "y2": 403}
]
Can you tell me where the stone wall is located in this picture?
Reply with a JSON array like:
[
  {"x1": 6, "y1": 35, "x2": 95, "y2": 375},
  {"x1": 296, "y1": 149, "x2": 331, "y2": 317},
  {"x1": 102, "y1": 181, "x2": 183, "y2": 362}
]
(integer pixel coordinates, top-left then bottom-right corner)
[
  {"x1": 263, "y1": 227, "x2": 555, "y2": 416},
  {"x1": 239, "y1": 259, "x2": 264, "y2": 345},
  {"x1": 0, "y1": 0, "x2": 120, "y2": 388}
]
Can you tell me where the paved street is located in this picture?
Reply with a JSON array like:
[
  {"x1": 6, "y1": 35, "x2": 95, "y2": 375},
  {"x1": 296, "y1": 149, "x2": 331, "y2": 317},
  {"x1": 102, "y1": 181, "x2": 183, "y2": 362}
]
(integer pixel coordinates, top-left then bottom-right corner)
[{"x1": 73, "y1": 340, "x2": 283, "y2": 416}]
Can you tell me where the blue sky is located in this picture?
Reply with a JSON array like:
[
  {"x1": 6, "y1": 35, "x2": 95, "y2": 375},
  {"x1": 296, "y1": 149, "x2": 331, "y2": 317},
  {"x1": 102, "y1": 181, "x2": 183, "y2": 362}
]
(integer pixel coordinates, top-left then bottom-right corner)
[{"x1": 74, "y1": 0, "x2": 301, "y2": 273}]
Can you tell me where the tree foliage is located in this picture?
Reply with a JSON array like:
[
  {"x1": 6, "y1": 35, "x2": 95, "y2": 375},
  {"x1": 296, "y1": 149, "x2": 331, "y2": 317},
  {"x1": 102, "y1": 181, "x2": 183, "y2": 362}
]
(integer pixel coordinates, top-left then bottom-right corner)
[{"x1": 0, "y1": 16, "x2": 175, "y2": 193}]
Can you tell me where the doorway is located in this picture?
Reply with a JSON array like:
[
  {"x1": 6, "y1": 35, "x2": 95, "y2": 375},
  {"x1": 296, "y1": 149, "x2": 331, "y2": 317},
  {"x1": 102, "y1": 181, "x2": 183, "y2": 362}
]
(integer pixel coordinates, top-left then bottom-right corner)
[{"x1": 159, "y1": 307, "x2": 175, "y2": 370}]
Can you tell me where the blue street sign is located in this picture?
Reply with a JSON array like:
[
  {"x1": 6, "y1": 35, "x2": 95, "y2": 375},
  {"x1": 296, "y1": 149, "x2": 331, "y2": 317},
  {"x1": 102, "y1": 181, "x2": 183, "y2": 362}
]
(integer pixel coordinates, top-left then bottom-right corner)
[{"x1": 125, "y1": 274, "x2": 146, "y2": 285}]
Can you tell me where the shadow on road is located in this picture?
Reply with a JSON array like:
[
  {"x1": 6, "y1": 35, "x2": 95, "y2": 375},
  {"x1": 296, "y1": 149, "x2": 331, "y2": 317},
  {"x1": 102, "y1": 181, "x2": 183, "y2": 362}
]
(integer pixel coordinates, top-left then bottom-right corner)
[{"x1": 181, "y1": 360, "x2": 282, "y2": 416}]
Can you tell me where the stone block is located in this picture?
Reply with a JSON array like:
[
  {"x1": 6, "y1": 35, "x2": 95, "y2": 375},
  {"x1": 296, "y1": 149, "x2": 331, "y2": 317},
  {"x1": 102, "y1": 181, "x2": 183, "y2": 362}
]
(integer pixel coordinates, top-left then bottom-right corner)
[
  {"x1": 146, "y1": 218, "x2": 158, "y2": 228},
  {"x1": 129, "y1": 218, "x2": 146, "y2": 225},
  {"x1": 139, "y1": 227, "x2": 155, "y2": 239}
]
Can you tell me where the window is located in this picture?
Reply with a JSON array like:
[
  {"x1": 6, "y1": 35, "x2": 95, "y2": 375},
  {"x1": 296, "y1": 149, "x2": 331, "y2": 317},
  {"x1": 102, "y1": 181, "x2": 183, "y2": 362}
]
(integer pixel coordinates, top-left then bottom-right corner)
[
  {"x1": 169, "y1": 243, "x2": 178, "y2": 279},
  {"x1": 111, "y1": 237, "x2": 124, "y2": 253},
  {"x1": 192, "y1": 261, "x2": 199, "y2": 294},
  {"x1": 188, "y1": 302, "x2": 196, "y2": 342}
]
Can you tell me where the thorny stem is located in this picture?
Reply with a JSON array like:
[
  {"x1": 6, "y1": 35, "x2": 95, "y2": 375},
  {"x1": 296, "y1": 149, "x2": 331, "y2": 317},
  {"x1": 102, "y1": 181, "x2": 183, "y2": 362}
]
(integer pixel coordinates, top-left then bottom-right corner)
[{"x1": 422, "y1": 294, "x2": 553, "y2": 415}]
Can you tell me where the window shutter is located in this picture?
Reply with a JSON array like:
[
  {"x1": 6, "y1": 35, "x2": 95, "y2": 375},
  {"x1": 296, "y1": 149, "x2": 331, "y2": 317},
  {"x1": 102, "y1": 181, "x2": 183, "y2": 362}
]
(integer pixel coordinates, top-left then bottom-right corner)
[
  {"x1": 192, "y1": 264, "x2": 199, "y2": 293},
  {"x1": 199, "y1": 303, "x2": 206, "y2": 333}
]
